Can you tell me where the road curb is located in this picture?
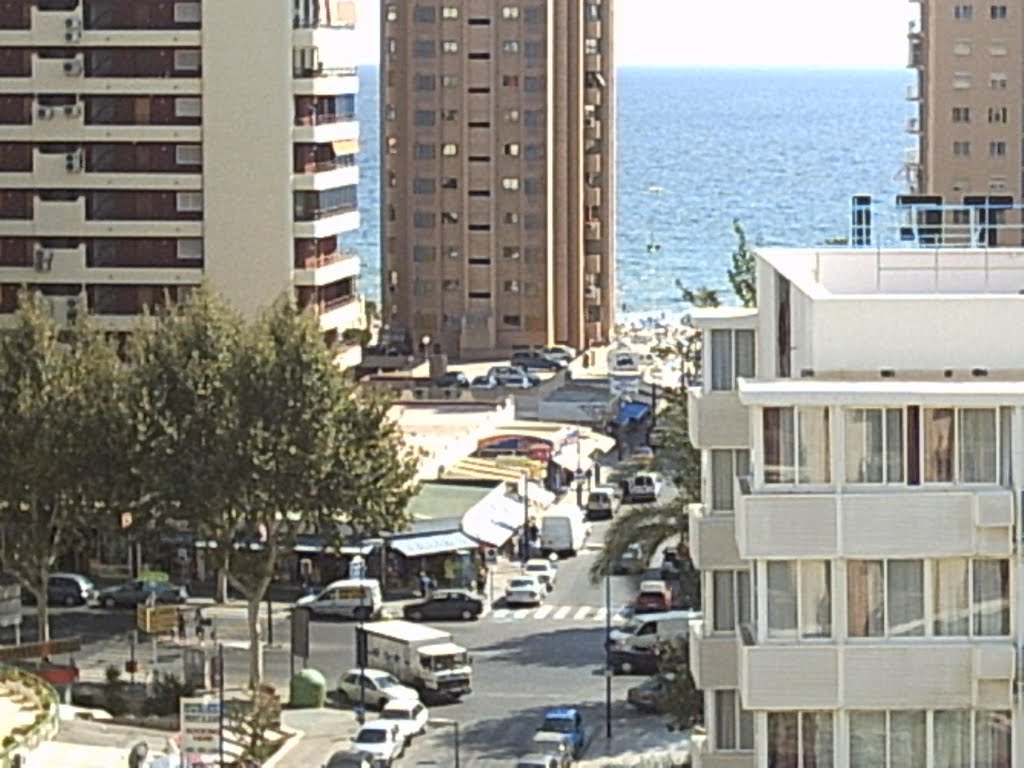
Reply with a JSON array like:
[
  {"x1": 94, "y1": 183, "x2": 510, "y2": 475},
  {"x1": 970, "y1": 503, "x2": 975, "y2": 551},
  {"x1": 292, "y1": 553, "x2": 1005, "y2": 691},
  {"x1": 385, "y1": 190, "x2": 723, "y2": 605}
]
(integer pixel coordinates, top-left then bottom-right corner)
[{"x1": 259, "y1": 725, "x2": 303, "y2": 768}]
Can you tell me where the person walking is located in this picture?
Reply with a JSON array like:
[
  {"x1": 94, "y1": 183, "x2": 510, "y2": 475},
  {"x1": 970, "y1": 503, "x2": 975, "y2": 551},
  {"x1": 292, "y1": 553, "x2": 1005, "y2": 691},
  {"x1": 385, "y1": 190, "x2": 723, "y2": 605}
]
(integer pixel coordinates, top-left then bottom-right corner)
[{"x1": 194, "y1": 607, "x2": 205, "y2": 641}]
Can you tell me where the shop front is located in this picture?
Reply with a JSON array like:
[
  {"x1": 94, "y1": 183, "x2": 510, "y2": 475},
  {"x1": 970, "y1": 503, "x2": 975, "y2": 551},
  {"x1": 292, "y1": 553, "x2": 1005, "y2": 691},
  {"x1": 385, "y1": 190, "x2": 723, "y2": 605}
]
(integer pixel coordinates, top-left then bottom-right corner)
[{"x1": 386, "y1": 530, "x2": 481, "y2": 597}]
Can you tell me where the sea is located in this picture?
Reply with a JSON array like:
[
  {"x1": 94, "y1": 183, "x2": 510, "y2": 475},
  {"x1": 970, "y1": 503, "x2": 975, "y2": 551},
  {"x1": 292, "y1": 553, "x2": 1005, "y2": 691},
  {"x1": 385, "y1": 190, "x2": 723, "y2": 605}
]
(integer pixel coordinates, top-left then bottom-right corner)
[{"x1": 350, "y1": 66, "x2": 913, "y2": 320}]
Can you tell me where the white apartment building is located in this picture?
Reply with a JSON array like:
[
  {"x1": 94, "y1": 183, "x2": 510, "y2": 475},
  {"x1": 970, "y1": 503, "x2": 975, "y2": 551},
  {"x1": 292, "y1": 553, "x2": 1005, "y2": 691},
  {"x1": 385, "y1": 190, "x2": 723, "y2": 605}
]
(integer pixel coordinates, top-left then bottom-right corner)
[
  {"x1": 0, "y1": 0, "x2": 364, "y2": 366},
  {"x1": 687, "y1": 240, "x2": 1022, "y2": 768}
]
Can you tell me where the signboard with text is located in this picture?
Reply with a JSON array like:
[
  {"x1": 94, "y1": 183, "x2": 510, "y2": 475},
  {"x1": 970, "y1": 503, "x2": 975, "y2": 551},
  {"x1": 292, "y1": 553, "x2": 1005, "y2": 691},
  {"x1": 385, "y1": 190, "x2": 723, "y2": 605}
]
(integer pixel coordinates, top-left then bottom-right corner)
[
  {"x1": 137, "y1": 604, "x2": 179, "y2": 634},
  {"x1": 180, "y1": 695, "x2": 221, "y2": 766}
]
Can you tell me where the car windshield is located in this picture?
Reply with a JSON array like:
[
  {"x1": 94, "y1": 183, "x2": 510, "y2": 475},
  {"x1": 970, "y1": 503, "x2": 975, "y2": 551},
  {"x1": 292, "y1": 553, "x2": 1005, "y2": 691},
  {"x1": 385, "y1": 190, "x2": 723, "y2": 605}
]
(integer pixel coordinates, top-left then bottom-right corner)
[
  {"x1": 509, "y1": 579, "x2": 535, "y2": 589},
  {"x1": 422, "y1": 652, "x2": 466, "y2": 670},
  {"x1": 382, "y1": 708, "x2": 410, "y2": 720},
  {"x1": 525, "y1": 564, "x2": 545, "y2": 572},
  {"x1": 542, "y1": 717, "x2": 575, "y2": 733},
  {"x1": 372, "y1": 675, "x2": 399, "y2": 689},
  {"x1": 355, "y1": 729, "x2": 387, "y2": 744}
]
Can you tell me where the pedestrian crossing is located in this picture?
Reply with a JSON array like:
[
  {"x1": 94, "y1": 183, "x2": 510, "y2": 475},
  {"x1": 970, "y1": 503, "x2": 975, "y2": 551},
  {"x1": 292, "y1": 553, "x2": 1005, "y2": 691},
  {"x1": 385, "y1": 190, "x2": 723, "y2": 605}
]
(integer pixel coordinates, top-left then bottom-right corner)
[{"x1": 488, "y1": 604, "x2": 613, "y2": 622}]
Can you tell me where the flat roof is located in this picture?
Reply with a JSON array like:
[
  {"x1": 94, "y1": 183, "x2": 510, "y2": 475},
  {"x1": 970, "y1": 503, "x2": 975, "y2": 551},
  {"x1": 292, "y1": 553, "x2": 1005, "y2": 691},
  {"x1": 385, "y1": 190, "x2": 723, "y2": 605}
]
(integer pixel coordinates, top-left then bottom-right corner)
[{"x1": 405, "y1": 482, "x2": 499, "y2": 521}]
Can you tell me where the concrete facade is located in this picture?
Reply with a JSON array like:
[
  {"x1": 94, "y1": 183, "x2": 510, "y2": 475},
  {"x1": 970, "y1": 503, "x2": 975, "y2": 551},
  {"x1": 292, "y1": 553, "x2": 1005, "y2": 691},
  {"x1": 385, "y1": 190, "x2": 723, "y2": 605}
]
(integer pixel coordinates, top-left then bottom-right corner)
[
  {"x1": 688, "y1": 243, "x2": 1024, "y2": 768},
  {"x1": 379, "y1": 0, "x2": 615, "y2": 359},
  {"x1": 0, "y1": 0, "x2": 365, "y2": 367}
]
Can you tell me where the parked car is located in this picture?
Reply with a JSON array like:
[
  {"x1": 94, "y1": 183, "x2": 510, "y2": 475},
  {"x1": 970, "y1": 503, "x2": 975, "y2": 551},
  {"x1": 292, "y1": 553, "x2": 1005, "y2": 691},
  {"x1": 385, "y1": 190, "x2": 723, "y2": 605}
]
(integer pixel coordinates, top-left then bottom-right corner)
[
  {"x1": 296, "y1": 578, "x2": 383, "y2": 621},
  {"x1": 505, "y1": 576, "x2": 545, "y2": 606},
  {"x1": 402, "y1": 589, "x2": 484, "y2": 621},
  {"x1": 632, "y1": 446, "x2": 655, "y2": 462},
  {"x1": 518, "y1": 752, "x2": 571, "y2": 768},
  {"x1": 96, "y1": 579, "x2": 187, "y2": 609},
  {"x1": 470, "y1": 374, "x2": 498, "y2": 390},
  {"x1": 380, "y1": 698, "x2": 429, "y2": 743},
  {"x1": 487, "y1": 366, "x2": 536, "y2": 389},
  {"x1": 625, "y1": 472, "x2": 662, "y2": 503},
  {"x1": 435, "y1": 371, "x2": 470, "y2": 388},
  {"x1": 534, "y1": 708, "x2": 586, "y2": 760},
  {"x1": 511, "y1": 350, "x2": 567, "y2": 371},
  {"x1": 337, "y1": 668, "x2": 419, "y2": 710},
  {"x1": 611, "y1": 543, "x2": 648, "y2": 575},
  {"x1": 627, "y1": 674, "x2": 668, "y2": 713},
  {"x1": 539, "y1": 346, "x2": 577, "y2": 365},
  {"x1": 23, "y1": 573, "x2": 97, "y2": 607},
  {"x1": 585, "y1": 486, "x2": 622, "y2": 521},
  {"x1": 351, "y1": 721, "x2": 404, "y2": 765},
  {"x1": 523, "y1": 559, "x2": 558, "y2": 591},
  {"x1": 634, "y1": 580, "x2": 673, "y2": 614},
  {"x1": 609, "y1": 646, "x2": 661, "y2": 676},
  {"x1": 322, "y1": 750, "x2": 375, "y2": 768}
]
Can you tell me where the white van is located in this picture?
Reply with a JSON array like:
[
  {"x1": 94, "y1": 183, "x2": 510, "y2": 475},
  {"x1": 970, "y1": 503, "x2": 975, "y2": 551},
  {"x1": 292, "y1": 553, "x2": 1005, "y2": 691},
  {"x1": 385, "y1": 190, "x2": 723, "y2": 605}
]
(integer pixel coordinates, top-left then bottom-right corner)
[
  {"x1": 626, "y1": 472, "x2": 662, "y2": 503},
  {"x1": 540, "y1": 513, "x2": 589, "y2": 557},
  {"x1": 585, "y1": 486, "x2": 621, "y2": 521},
  {"x1": 296, "y1": 578, "x2": 383, "y2": 620},
  {"x1": 607, "y1": 609, "x2": 699, "y2": 651}
]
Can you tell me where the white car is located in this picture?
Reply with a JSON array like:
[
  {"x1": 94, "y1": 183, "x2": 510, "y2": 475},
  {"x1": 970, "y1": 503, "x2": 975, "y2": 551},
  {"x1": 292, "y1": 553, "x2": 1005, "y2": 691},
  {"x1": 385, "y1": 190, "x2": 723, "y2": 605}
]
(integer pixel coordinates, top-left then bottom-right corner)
[
  {"x1": 381, "y1": 698, "x2": 429, "y2": 743},
  {"x1": 351, "y1": 721, "x2": 404, "y2": 764},
  {"x1": 505, "y1": 575, "x2": 545, "y2": 606},
  {"x1": 337, "y1": 668, "x2": 419, "y2": 710},
  {"x1": 523, "y1": 559, "x2": 557, "y2": 591}
]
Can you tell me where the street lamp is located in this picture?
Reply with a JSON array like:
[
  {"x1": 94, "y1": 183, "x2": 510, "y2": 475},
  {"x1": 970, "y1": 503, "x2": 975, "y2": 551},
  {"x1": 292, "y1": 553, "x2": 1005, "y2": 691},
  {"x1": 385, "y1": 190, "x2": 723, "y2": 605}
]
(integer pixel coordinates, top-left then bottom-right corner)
[
  {"x1": 519, "y1": 471, "x2": 530, "y2": 565},
  {"x1": 419, "y1": 333, "x2": 432, "y2": 359},
  {"x1": 605, "y1": 562, "x2": 612, "y2": 740},
  {"x1": 356, "y1": 588, "x2": 367, "y2": 724},
  {"x1": 428, "y1": 718, "x2": 460, "y2": 768}
]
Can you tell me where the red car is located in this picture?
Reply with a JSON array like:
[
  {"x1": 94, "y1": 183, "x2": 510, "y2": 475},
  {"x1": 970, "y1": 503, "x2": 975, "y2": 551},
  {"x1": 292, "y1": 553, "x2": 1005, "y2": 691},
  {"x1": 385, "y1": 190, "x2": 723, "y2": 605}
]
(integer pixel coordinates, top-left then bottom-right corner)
[{"x1": 634, "y1": 580, "x2": 673, "y2": 613}]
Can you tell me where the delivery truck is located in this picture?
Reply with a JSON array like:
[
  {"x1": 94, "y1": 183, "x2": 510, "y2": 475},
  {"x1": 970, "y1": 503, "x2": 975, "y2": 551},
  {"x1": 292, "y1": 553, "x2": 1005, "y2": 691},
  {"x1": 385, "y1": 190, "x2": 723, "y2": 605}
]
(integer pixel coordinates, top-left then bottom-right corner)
[{"x1": 356, "y1": 619, "x2": 473, "y2": 703}]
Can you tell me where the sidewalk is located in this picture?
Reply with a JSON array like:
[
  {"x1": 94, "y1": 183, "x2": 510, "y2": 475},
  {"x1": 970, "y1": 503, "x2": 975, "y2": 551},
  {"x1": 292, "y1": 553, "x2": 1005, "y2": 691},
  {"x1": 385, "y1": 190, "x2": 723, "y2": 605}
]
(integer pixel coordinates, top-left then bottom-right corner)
[{"x1": 263, "y1": 708, "x2": 363, "y2": 768}]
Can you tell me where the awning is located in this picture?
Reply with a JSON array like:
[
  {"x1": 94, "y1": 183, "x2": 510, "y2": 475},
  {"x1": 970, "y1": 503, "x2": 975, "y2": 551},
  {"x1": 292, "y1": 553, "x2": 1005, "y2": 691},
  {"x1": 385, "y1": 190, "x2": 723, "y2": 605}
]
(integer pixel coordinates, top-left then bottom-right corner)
[
  {"x1": 612, "y1": 401, "x2": 650, "y2": 426},
  {"x1": 389, "y1": 531, "x2": 478, "y2": 558},
  {"x1": 551, "y1": 444, "x2": 595, "y2": 474},
  {"x1": 445, "y1": 456, "x2": 544, "y2": 482},
  {"x1": 461, "y1": 494, "x2": 524, "y2": 547}
]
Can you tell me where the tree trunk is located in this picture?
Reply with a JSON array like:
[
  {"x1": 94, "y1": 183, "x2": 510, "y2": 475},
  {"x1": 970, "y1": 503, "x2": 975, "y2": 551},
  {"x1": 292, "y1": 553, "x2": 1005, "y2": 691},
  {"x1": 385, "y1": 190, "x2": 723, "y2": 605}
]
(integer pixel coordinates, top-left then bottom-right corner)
[
  {"x1": 34, "y1": 591, "x2": 50, "y2": 645},
  {"x1": 246, "y1": 597, "x2": 263, "y2": 688},
  {"x1": 216, "y1": 566, "x2": 229, "y2": 604}
]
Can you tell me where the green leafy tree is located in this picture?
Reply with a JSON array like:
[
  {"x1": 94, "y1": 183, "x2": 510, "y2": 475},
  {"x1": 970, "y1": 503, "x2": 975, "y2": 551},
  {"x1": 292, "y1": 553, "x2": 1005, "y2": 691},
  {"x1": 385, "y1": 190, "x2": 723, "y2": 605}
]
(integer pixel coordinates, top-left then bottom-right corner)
[
  {"x1": 656, "y1": 638, "x2": 704, "y2": 731},
  {"x1": 0, "y1": 295, "x2": 129, "y2": 641},
  {"x1": 728, "y1": 218, "x2": 757, "y2": 308}
]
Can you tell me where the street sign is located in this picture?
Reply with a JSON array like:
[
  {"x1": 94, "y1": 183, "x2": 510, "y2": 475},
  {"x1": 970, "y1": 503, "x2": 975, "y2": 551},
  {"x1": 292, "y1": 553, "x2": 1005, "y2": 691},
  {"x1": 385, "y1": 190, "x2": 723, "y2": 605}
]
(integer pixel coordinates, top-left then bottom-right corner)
[
  {"x1": 180, "y1": 695, "x2": 222, "y2": 766},
  {"x1": 0, "y1": 582, "x2": 22, "y2": 629},
  {"x1": 291, "y1": 607, "x2": 311, "y2": 660},
  {"x1": 137, "y1": 604, "x2": 179, "y2": 634}
]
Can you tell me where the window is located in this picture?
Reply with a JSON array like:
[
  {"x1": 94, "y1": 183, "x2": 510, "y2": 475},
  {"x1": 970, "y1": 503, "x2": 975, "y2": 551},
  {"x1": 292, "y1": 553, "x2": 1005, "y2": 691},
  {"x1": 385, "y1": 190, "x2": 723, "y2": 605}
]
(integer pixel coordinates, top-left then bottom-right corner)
[
  {"x1": 174, "y1": 2, "x2": 200, "y2": 23},
  {"x1": 504, "y1": 143, "x2": 520, "y2": 157},
  {"x1": 990, "y1": 41, "x2": 1008, "y2": 55},
  {"x1": 442, "y1": 40, "x2": 458, "y2": 54},
  {"x1": 953, "y1": 4, "x2": 973, "y2": 18},
  {"x1": 524, "y1": 41, "x2": 543, "y2": 58},
  {"x1": 504, "y1": 212, "x2": 520, "y2": 225},
  {"x1": 934, "y1": 558, "x2": 1009, "y2": 636},
  {"x1": 502, "y1": 75, "x2": 520, "y2": 87},
  {"x1": 502, "y1": 5, "x2": 520, "y2": 18},
  {"x1": 502, "y1": 314, "x2": 522, "y2": 327},
  {"x1": 920, "y1": 407, "x2": 997, "y2": 483},
  {"x1": 501, "y1": 177, "x2": 519, "y2": 190},
  {"x1": 765, "y1": 560, "x2": 831, "y2": 640},
  {"x1": 525, "y1": 144, "x2": 544, "y2": 161},
  {"x1": 385, "y1": 4, "x2": 398, "y2": 21},
  {"x1": 849, "y1": 711, "x2": 926, "y2": 768},
  {"x1": 413, "y1": 211, "x2": 436, "y2": 228},
  {"x1": 524, "y1": 75, "x2": 544, "y2": 92},
  {"x1": 174, "y1": 50, "x2": 200, "y2": 71},
  {"x1": 523, "y1": 213, "x2": 540, "y2": 229},
  {"x1": 441, "y1": 6, "x2": 458, "y2": 19},
  {"x1": 712, "y1": 569, "x2": 751, "y2": 632},
  {"x1": 440, "y1": 177, "x2": 458, "y2": 189},
  {"x1": 442, "y1": 279, "x2": 460, "y2": 292},
  {"x1": 953, "y1": 72, "x2": 972, "y2": 89},
  {"x1": 175, "y1": 192, "x2": 202, "y2": 211},
  {"x1": 586, "y1": 3, "x2": 601, "y2": 21},
  {"x1": 768, "y1": 712, "x2": 833, "y2": 768},
  {"x1": 988, "y1": 106, "x2": 1007, "y2": 123},
  {"x1": 414, "y1": 143, "x2": 436, "y2": 160},
  {"x1": 990, "y1": 73, "x2": 1007, "y2": 89},
  {"x1": 412, "y1": 245, "x2": 435, "y2": 262},
  {"x1": 174, "y1": 97, "x2": 201, "y2": 118},
  {"x1": 414, "y1": 74, "x2": 436, "y2": 91},
  {"x1": 502, "y1": 247, "x2": 520, "y2": 260},
  {"x1": 414, "y1": 40, "x2": 436, "y2": 57},
  {"x1": 709, "y1": 328, "x2": 755, "y2": 390},
  {"x1": 503, "y1": 40, "x2": 520, "y2": 53},
  {"x1": 414, "y1": 110, "x2": 436, "y2": 127},
  {"x1": 845, "y1": 710, "x2": 1009, "y2": 768},
  {"x1": 523, "y1": 179, "x2": 541, "y2": 196},
  {"x1": 989, "y1": 140, "x2": 1007, "y2": 157},
  {"x1": 844, "y1": 408, "x2": 904, "y2": 484},
  {"x1": 442, "y1": 109, "x2": 458, "y2": 121},
  {"x1": 524, "y1": 110, "x2": 543, "y2": 127},
  {"x1": 177, "y1": 238, "x2": 202, "y2": 260},
  {"x1": 763, "y1": 407, "x2": 830, "y2": 484},
  {"x1": 175, "y1": 145, "x2": 201, "y2": 165},
  {"x1": 413, "y1": 5, "x2": 436, "y2": 22},
  {"x1": 953, "y1": 39, "x2": 972, "y2": 55},
  {"x1": 990, "y1": 4, "x2": 1007, "y2": 18},
  {"x1": 953, "y1": 140, "x2": 970, "y2": 157},
  {"x1": 442, "y1": 74, "x2": 458, "y2": 88},
  {"x1": 503, "y1": 280, "x2": 520, "y2": 294},
  {"x1": 441, "y1": 143, "x2": 458, "y2": 156},
  {"x1": 848, "y1": 559, "x2": 925, "y2": 638},
  {"x1": 952, "y1": 106, "x2": 970, "y2": 122},
  {"x1": 441, "y1": 211, "x2": 459, "y2": 224},
  {"x1": 412, "y1": 178, "x2": 434, "y2": 194},
  {"x1": 710, "y1": 449, "x2": 750, "y2": 512},
  {"x1": 505, "y1": 109, "x2": 520, "y2": 122},
  {"x1": 715, "y1": 690, "x2": 753, "y2": 751},
  {"x1": 523, "y1": 6, "x2": 542, "y2": 23}
]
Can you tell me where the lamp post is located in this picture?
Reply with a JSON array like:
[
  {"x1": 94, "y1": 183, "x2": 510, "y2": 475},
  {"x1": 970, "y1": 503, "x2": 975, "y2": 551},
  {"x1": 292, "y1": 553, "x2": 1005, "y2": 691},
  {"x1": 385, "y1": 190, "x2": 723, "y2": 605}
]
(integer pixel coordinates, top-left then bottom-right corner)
[
  {"x1": 364, "y1": 537, "x2": 386, "y2": 598},
  {"x1": 605, "y1": 562, "x2": 612, "y2": 740},
  {"x1": 428, "y1": 718, "x2": 460, "y2": 768},
  {"x1": 419, "y1": 333, "x2": 432, "y2": 360},
  {"x1": 520, "y1": 471, "x2": 530, "y2": 565},
  {"x1": 356, "y1": 588, "x2": 367, "y2": 725}
]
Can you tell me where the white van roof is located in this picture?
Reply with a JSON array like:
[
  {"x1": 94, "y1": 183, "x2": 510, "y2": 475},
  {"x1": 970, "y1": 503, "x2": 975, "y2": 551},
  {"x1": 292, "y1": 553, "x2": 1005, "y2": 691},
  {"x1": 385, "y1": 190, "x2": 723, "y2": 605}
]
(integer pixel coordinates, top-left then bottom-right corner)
[
  {"x1": 633, "y1": 609, "x2": 700, "y2": 623},
  {"x1": 323, "y1": 578, "x2": 380, "y2": 590}
]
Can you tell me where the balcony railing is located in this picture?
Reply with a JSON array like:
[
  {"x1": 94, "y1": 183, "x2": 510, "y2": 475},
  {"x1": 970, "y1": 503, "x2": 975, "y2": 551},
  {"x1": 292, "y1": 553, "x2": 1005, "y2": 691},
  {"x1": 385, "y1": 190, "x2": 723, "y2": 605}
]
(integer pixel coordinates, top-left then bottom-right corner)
[
  {"x1": 294, "y1": 113, "x2": 357, "y2": 127},
  {"x1": 294, "y1": 65, "x2": 358, "y2": 79},
  {"x1": 321, "y1": 294, "x2": 357, "y2": 313},
  {"x1": 294, "y1": 248, "x2": 358, "y2": 270}
]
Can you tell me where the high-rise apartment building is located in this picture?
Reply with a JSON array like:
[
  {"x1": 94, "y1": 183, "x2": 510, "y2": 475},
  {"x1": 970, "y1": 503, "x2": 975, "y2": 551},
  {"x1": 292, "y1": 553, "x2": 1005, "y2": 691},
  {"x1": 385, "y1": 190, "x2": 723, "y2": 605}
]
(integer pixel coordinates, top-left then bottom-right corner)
[
  {"x1": 907, "y1": 0, "x2": 1022, "y2": 220},
  {"x1": 380, "y1": 0, "x2": 615, "y2": 359},
  {"x1": 688, "y1": 221, "x2": 1020, "y2": 767},
  {"x1": 0, "y1": 0, "x2": 365, "y2": 367}
]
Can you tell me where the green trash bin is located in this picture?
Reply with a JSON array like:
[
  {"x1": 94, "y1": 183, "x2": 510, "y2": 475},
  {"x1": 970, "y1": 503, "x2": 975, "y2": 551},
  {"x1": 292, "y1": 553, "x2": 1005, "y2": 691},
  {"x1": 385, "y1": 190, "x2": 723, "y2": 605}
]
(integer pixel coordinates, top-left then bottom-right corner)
[{"x1": 289, "y1": 668, "x2": 327, "y2": 709}]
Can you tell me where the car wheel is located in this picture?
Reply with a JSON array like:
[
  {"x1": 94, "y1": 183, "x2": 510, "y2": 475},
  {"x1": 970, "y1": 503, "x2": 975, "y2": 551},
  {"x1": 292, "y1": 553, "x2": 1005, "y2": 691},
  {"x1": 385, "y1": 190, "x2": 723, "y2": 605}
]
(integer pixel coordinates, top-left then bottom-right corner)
[
  {"x1": 620, "y1": 661, "x2": 633, "y2": 674},
  {"x1": 102, "y1": 596, "x2": 116, "y2": 609},
  {"x1": 409, "y1": 610, "x2": 424, "y2": 622},
  {"x1": 353, "y1": 606, "x2": 370, "y2": 622},
  {"x1": 337, "y1": 687, "x2": 349, "y2": 703},
  {"x1": 460, "y1": 609, "x2": 474, "y2": 620},
  {"x1": 63, "y1": 595, "x2": 77, "y2": 607}
]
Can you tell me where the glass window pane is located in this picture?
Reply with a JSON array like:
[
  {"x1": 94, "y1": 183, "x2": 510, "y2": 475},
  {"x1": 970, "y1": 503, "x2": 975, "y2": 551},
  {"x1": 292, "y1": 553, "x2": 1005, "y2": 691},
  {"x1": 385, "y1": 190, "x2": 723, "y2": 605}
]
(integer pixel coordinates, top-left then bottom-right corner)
[
  {"x1": 737, "y1": 570, "x2": 752, "y2": 625},
  {"x1": 714, "y1": 690, "x2": 736, "y2": 750},
  {"x1": 887, "y1": 560, "x2": 925, "y2": 636},
  {"x1": 735, "y1": 329, "x2": 755, "y2": 378},
  {"x1": 847, "y1": 560, "x2": 884, "y2": 637},
  {"x1": 923, "y1": 408, "x2": 955, "y2": 482},
  {"x1": 959, "y1": 408, "x2": 997, "y2": 482},
  {"x1": 933, "y1": 711, "x2": 970, "y2": 768},
  {"x1": 711, "y1": 329, "x2": 733, "y2": 391},
  {"x1": 739, "y1": 704, "x2": 754, "y2": 750},
  {"x1": 798, "y1": 407, "x2": 830, "y2": 484},
  {"x1": 802, "y1": 711, "x2": 834, "y2": 768},
  {"x1": 974, "y1": 710, "x2": 1012, "y2": 768},
  {"x1": 849, "y1": 711, "x2": 886, "y2": 768},
  {"x1": 766, "y1": 562, "x2": 797, "y2": 639},
  {"x1": 800, "y1": 561, "x2": 831, "y2": 638},
  {"x1": 886, "y1": 409, "x2": 905, "y2": 482},
  {"x1": 736, "y1": 449, "x2": 751, "y2": 479},
  {"x1": 890, "y1": 711, "x2": 926, "y2": 768},
  {"x1": 933, "y1": 558, "x2": 970, "y2": 636},
  {"x1": 845, "y1": 409, "x2": 883, "y2": 483},
  {"x1": 764, "y1": 408, "x2": 795, "y2": 483},
  {"x1": 711, "y1": 450, "x2": 735, "y2": 512},
  {"x1": 972, "y1": 559, "x2": 1009, "y2": 636},
  {"x1": 767, "y1": 712, "x2": 798, "y2": 768},
  {"x1": 713, "y1": 571, "x2": 736, "y2": 632}
]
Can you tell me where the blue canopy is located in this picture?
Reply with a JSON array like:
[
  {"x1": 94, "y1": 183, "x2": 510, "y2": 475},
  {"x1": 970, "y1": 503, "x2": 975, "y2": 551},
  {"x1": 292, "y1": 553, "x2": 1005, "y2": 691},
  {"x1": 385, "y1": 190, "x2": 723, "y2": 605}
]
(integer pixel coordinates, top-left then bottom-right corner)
[{"x1": 612, "y1": 401, "x2": 650, "y2": 426}]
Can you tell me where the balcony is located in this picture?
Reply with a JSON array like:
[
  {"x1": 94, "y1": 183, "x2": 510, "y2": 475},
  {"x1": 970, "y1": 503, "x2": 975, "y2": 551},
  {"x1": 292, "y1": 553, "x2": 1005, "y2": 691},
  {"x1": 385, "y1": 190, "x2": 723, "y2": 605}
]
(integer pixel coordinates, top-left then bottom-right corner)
[
  {"x1": 906, "y1": 84, "x2": 920, "y2": 101},
  {"x1": 585, "y1": 117, "x2": 601, "y2": 141},
  {"x1": 293, "y1": 66, "x2": 358, "y2": 96},
  {"x1": 293, "y1": 163, "x2": 359, "y2": 192},
  {"x1": 315, "y1": 294, "x2": 363, "y2": 333},
  {"x1": 293, "y1": 248, "x2": 360, "y2": 287},
  {"x1": 293, "y1": 208, "x2": 359, "y2": 239},
  {"x1": 734, "y1": 488, "x2": 1013, "y2": 559},
  {"x1": 906, "y1": 116, "x2": 921, "y2": 134},
  {"x1": 688, "y1": 504, "x2": 742, "y2": 570},
  {"x1": 585, "y1": 152, "x2": 602, "y2": 175},
  {"x1": 293, "y1": 114, "x2": 359, "y2": 144},
  {"x1": 739, "y1": 638, "x2": 1013, "y2": 710},
  {"x1": 24, "y1": 54, "x2": 201, "y2": 96},
  {"x1": 2, "y1": 149, "x2": 200, "y2": 191},
  {"x1": 585, "y1": 252, "x2": 602, "y2": 274},
  {"x1": 686, "y1": 388, "x2": 748, "y2": 449},
  {"x1": 689, "y1": 619, "x2": 738, "y2": 689},
  {"x1": 585, "y1": 220, "x2": 602, "y2": 242},
  {"x1": 585, "y1": 87, "x2": 602, "y2": 107}
]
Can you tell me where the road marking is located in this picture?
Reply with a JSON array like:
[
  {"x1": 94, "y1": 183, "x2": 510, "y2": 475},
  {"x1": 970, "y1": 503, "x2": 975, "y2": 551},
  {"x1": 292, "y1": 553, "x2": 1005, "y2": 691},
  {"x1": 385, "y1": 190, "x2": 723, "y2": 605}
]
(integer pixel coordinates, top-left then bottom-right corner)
[
  {"x1": 552, "y1": 606, "x2": 571, "y2": 620},
  {"x1": 512, "y1": 608, "x2": 530, "y2": 619},
  {"x1": 592, "y1": 607, "x2": 607, "y2": 621},
  {"x1": 491, "y1": 608, "x2": 510, "y2": 619},
  {"x1": 534, "y1": 605, "x2": 553, "y2": 619},
  {"x1": 574, "y1": 606, "x2": 592, "y2": 620}
]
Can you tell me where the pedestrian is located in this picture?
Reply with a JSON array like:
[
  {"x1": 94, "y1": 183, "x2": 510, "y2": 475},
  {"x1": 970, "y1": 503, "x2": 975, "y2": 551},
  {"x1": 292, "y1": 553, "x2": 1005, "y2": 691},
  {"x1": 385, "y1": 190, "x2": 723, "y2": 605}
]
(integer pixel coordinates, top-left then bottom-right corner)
[
  {"x1": 418, "y1": 571, "x2": 431, "y2": 597},
  {"x1": 194, "y1": 607, "x2": 205, "y2": 641},
  {"x1": 177, "y1": 610, "x2": 186, "y2": 642}
]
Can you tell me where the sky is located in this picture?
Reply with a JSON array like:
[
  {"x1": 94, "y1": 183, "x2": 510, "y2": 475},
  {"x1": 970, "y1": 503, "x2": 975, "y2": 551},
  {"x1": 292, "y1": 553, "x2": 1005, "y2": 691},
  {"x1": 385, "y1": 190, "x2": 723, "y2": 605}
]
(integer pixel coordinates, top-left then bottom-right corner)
[{"x1": 350, "y1": 0, "x2": 915, "y2": 69}]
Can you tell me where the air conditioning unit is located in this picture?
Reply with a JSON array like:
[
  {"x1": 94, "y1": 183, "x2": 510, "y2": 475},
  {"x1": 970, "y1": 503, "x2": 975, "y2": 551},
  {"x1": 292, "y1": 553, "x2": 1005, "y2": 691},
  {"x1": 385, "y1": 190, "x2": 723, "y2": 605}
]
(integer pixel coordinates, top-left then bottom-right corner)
[
  {"x1": 33, "y1": 246, "x2": 53, "y2": 273},
  {"x1": 65, "y1": 150, "x2": 83, "y2": 172},
  {"x1": 62, "y1": 59, "x2": 83, "y2": 76},
  {"x1": 64, "y1": 103, "x2": 82, "y2": 117},
  {"x1": 36, "y1": 106, "x2": 55, "y2": 120},
  {"x1": 65, "y1": 30, "x2": 81, "y2": 42},
  {"x1": 64, "y1": 17, "x2": 82, "y2": 30}
]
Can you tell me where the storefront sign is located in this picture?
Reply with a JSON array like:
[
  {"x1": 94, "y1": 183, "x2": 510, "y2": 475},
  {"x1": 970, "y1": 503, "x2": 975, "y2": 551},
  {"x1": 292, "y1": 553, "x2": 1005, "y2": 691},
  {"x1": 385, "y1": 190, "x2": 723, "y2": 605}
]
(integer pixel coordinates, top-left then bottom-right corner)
[{"x1": 180, "y1": 695, "x2": 221, "y2": 766}]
